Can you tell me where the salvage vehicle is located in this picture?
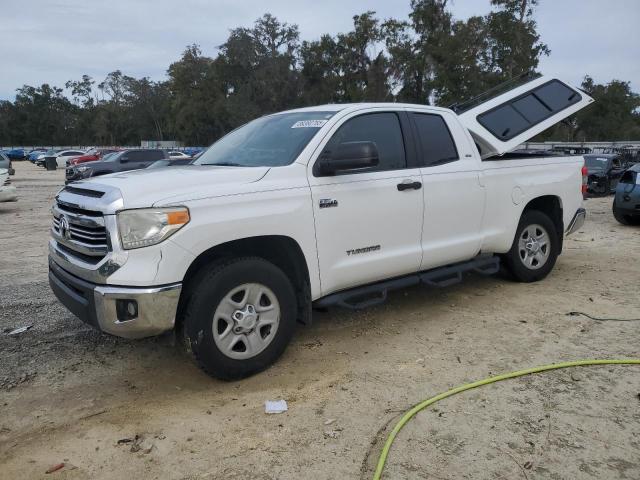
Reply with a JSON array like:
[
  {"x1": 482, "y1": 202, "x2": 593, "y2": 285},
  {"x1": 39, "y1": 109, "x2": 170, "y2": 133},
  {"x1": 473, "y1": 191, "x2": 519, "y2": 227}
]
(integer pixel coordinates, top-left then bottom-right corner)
[
  {"x1": 0, "y1": 151, "x2": 15, "y2": 175},
  {"x1": 4, "y1": 148, "x2": 26, "y2": 160},
  {"x1": 612, "y1": 163, "x2": 640, "y2": 225},
  {"x1": 168, "y1": 151, "x2": 192, "y2": 160},
  {"x1": 0, "y1": 168, "x2": 17, "y2": 202},
  {"x1": 65, "y1": 149, "x2": 170, "y2": 183},
  {"x1": 584, "y1": 154, "x2": 627, "y2": 195},
  {"x1": 67, "y1": 148, "x2": 120, "y2": 167},
  {"x1": 49, "y1": 75, "x2": 593, "y2": 380},
  {"x1": 38, "y1": 149, "x2": 86, "y2": 168},
  {"x1": 28, "y1": 148, "x2": 48, "y2": 162}
]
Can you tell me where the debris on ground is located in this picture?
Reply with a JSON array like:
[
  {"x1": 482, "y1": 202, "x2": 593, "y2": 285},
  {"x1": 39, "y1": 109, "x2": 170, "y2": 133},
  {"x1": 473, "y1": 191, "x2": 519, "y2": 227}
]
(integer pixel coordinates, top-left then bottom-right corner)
[
  {"x1": 45, "y1": 463, "x2": 64, "y2": 474},
  {"x1": 6, "y1": 325, "x2": 33, "y2": 336},
  {"x1": 117, "y1": 434, "x2": 154, "y2": 454},
  {"x1": 264, "y1": 400, "x2": 288, "y2": 414},
  {"x1": 323, "y1": 427, "x2": 343, "y2": 439}
]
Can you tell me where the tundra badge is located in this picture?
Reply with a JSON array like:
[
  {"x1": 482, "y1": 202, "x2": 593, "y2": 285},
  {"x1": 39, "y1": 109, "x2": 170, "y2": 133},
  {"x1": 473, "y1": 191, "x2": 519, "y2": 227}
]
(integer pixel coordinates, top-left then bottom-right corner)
[{"x1": 319, "y1": 198, "x2": 338, "y2": 209}]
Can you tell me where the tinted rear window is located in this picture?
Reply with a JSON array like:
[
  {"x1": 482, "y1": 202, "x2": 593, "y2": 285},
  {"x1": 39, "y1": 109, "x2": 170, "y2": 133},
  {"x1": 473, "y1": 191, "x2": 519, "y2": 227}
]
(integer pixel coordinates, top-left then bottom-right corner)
[
  {"x1": 411, "y1": 113, "x2": 459, "y2": 166},
  {"x1": 478, "y1": 80, "x2": 582, "y2": 141}
]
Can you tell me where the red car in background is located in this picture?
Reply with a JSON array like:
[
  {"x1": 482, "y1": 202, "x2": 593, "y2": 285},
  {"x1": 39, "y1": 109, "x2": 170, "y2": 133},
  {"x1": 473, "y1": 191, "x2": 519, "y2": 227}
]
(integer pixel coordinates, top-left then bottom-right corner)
[{"x1": 67, "y1": 148, "x2": 120, "y2": 166}]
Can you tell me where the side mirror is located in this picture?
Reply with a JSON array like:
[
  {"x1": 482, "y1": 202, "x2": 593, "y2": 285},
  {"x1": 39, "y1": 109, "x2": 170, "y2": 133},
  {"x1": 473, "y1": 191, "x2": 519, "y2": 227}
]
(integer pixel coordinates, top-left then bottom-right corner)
[
  {"x1": 119, "y1": 155, "x2": 129, "y2": 163},
  {"x1": 316, "y1": 141, "x2": 379, "y2": 176}
]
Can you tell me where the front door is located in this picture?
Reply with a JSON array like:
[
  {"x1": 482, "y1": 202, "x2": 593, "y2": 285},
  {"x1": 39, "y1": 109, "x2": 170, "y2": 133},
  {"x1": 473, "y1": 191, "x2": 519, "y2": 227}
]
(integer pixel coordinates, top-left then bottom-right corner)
[{"x1": 308, "y1": 111, "x2": 424, "y2": 296}]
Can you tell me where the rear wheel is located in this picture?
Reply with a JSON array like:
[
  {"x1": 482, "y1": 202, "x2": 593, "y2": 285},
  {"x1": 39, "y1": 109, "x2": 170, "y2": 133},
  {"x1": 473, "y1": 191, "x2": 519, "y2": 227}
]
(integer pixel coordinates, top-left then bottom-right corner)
[
  {"x1": 503, "y1": 210, "x2": 559, "y2": 282},
  {"x1": 179, "y1": 257, "x2": 297, "y2": 380}
]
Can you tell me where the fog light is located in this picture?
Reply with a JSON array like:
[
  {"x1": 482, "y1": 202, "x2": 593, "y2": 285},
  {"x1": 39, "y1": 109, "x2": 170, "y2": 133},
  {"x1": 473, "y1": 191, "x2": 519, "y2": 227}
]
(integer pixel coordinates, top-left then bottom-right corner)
[{"x1": 116, "y1": 299, "x2": 138, "y2": 321}]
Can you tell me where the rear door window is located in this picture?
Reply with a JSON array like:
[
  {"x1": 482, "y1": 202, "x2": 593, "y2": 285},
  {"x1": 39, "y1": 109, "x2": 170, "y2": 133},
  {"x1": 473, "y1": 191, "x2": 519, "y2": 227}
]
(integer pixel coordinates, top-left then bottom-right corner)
[{"x1": 410, "y1": 113, "x2": 459, "y2": 166}]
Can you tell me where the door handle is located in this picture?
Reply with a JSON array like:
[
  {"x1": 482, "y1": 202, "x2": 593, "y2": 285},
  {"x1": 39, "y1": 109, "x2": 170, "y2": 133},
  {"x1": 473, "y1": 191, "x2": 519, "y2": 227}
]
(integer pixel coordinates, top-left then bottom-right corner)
[{"x1": 397, "y1": 181, "x2": 422, "y2": 191}]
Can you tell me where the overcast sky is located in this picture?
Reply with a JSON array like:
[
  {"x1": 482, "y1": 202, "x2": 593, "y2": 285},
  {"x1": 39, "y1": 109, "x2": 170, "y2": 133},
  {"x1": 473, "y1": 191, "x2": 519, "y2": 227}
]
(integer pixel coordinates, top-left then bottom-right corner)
[{"x1": 1, "y1": 0, "x2": 638, "y2": 101}]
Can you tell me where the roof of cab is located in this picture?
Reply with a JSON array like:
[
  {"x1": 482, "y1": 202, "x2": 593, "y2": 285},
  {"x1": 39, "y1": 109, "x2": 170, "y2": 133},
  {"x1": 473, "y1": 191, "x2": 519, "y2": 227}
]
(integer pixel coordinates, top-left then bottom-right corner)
[{"x1": 275, "y1": 103, "x2": 451, "y2": 115}]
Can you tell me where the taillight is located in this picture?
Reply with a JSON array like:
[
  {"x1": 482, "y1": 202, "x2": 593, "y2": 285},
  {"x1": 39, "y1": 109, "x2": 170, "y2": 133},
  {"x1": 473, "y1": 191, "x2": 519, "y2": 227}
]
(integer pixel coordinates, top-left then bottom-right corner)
[{"x1": 581, "y1": 165, "x2": 588, "y2": 197}]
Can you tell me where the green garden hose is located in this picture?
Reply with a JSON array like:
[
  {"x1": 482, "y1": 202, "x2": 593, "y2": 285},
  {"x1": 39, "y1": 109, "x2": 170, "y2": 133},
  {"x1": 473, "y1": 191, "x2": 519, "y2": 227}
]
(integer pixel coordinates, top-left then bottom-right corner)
[{"x1": 372, "y1": 359, "x2": 640, "y2": 480}]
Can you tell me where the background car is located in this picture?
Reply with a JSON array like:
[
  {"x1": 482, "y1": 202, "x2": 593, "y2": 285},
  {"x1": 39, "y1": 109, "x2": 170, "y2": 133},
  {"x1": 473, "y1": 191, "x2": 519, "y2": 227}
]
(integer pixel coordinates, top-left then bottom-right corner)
[
  {"x1": 28, "y1": 148, "x2": 48, "y2": 162},
  {"x1": 65, "y1": 149, "x2": 169, "y2": 183},
  {"x1": 41, "y1": 149, "x2": 86, "y2": 168},
  {"x1": 68, "y1": 148, "x2": 120, "y2": 166},
  {"x1": 584, "y1": 154, "x2": 628, "y2": 195},
  {"x1": 0, "y1": 168, "x2": 17, "y2": 202},
  {"x1": 0, "y1": 151, "x2": 15, "y2": 175},
  {"x1": 4, "y1": 148, "x2": 26, "y2": 161},
  {"x1": 612, "y1": 164, "x2": 640, "y2": 225},
  {"x1": 168, "y1": 151, "x2": 192, "y2": 160},
  {"x1": 36, "y1": 149, "x2": 58, "y2": 167}
]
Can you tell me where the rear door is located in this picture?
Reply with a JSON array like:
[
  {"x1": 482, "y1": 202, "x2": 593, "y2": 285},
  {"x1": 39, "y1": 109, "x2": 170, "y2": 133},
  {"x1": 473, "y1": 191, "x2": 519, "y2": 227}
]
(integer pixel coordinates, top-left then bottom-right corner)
[
  {"x1": 407, "y1": 109, "x2": 486, "y2": 269},
  {"x1": 458, "y1": 76, "x2": 594, "y2": 158}
]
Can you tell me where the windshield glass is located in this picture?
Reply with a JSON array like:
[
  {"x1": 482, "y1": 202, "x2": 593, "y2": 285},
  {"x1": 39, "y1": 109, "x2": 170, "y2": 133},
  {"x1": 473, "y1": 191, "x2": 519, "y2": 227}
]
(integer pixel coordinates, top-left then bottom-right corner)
[
  {"x1": 584, "y1": 156, "x2": 609, "y2": 169},
  {"x1": 194, "y1": 111, "x2": 335, "y2": 167}
]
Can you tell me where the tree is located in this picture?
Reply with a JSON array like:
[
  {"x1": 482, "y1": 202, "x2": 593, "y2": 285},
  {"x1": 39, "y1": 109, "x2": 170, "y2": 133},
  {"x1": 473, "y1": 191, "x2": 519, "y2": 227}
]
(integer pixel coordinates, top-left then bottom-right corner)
[
  {"x1": 385, "y1": 0, "x2": 453, "y2": 105},
  {"x1": 1, "y1": 7, "x2": 636, "y2": 146},
  {"x1": 483, "y1": 0, "x2": 550, "y2": 80}
]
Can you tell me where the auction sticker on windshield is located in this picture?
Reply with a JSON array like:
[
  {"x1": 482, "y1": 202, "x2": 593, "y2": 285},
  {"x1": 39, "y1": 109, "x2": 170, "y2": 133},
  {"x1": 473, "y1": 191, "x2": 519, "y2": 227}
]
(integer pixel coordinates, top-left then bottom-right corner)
[{"x1": 291, "y1": 120, "x2": 328, "y2": 128}]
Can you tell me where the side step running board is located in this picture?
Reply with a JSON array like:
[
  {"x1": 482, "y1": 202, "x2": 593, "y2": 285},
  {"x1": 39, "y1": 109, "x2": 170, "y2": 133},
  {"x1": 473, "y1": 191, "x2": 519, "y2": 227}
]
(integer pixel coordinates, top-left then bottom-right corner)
[{"x1": 313, "y1": 255, "x2": 500, "y2": 310}]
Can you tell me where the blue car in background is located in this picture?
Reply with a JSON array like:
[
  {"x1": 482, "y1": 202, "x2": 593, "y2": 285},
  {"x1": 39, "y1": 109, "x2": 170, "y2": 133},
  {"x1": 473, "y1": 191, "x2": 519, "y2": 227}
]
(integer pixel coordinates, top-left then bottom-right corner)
[
  {"x1": 612, "y1": 163, "x2": 640, "y2": 225},
  {"x1": 28, "y1": 148, "x2": 48, "y2": 162},
  {"x1": 5, "y1": 149, "x2": 26, "y2": 160},
  {"x1": 184, "y1": 146, "x2": 205, "y2": 157}
]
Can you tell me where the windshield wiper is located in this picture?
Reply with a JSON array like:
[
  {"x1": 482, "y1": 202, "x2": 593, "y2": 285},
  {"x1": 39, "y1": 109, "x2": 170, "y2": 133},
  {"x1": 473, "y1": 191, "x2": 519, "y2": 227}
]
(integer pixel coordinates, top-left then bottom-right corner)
[{"x1": 201, "y1": 162, "x2": 245, "y2": 167}]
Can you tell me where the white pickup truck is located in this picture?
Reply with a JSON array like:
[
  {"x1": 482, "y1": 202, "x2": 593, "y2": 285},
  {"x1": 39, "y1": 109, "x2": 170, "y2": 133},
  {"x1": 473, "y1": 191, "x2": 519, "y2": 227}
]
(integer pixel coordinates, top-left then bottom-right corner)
[{"x1": 49, "y1": 76, "x2": 592, "y2": 379}]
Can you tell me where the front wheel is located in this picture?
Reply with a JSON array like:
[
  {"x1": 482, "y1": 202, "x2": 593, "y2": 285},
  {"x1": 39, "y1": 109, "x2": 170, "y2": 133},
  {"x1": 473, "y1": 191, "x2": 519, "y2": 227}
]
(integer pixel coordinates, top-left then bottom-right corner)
[
  {"x1": 503, "y1": 210, "x2": 559, "y2": 282},
  {"x1": 180, "y1": 257, "x2": 297, "y2": 380}
]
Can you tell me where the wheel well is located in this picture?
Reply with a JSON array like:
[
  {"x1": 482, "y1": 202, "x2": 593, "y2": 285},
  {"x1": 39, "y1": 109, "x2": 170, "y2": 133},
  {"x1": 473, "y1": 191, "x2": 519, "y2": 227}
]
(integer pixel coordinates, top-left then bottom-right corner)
[
  {"x1": 180, "y1": 236, "x2": 312, "y2": 325},
  {"x1": 522, "y1": 195, "x2": 564, "y2": 253}
]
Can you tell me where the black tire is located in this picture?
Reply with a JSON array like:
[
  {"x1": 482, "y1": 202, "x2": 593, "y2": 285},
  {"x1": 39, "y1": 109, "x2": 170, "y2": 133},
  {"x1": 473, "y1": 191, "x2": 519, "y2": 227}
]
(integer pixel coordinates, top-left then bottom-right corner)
[
  {"x1": 179, "y1": 257, "x2": 297, "y2": 381},
  {"x1": 612, "y1": 200, "x2": 631, "y2": 225},
  {"x1": 503, "y1": 210, "x2": 560, "y2": 283}
]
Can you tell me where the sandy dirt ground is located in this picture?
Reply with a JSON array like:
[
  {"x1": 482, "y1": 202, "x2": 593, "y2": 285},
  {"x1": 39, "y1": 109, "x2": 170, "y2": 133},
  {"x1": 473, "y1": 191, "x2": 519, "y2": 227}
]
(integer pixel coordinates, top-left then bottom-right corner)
[{"x1": 1, "y1": 161, "x2": 639, "y2": 480}]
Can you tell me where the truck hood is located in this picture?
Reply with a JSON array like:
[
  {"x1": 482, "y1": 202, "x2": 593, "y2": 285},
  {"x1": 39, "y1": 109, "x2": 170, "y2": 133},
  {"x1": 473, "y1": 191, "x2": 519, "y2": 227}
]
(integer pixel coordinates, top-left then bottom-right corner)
[{"x1": 83, "y1": 166, "x2": 270, "y2": 208}]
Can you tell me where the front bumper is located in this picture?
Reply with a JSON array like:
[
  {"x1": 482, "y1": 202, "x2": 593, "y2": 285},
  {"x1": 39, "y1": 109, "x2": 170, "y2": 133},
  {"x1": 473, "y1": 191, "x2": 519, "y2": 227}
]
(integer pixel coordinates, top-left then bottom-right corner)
[
  {"x1": 566, "y1": 208, "x2": 586, "y2": 235},
  {"x1": 0, "y1": 185, "x2": 17, "y2": 202},
  {"x1": 49, "y1": 258, "x2": 182, "y2": 339},
  {"x1": 65, "y1": 169, "x2": 89, "y2": 184}
]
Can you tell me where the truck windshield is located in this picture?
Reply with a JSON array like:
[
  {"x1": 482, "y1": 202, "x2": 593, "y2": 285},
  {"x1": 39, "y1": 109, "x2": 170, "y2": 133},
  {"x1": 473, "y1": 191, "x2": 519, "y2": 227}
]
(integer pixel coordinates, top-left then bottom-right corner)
[{"x1": 194, "y1": 111, "x2": 335, "y2": 167}]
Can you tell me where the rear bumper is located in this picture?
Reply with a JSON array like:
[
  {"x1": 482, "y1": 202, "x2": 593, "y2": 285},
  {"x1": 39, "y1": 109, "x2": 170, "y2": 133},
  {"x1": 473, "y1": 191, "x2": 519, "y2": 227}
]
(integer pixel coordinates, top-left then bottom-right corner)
[
  {"x1": 565, "y1": 208, "x2": 586, "y2": 235},
  {"x1": 49, "y1": 258, "x2": 181, "y2": 339}
]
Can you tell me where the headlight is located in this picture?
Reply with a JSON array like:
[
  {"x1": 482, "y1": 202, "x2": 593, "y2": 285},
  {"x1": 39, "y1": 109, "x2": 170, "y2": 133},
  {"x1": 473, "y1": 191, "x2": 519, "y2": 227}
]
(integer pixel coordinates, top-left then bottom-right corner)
[
  {"x1": 76, "y1": 165, "x2": 90, "y2": 173},
  {"x1": 117, "y1": 207, "x2": 190, "y2": 250}
]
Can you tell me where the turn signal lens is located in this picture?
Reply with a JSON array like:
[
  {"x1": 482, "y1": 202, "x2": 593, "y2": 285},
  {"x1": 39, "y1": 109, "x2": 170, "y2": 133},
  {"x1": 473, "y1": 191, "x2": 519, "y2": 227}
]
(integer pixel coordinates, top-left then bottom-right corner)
[{"x1": 167, "y1": 210, "x2": 190, "y2": 225}]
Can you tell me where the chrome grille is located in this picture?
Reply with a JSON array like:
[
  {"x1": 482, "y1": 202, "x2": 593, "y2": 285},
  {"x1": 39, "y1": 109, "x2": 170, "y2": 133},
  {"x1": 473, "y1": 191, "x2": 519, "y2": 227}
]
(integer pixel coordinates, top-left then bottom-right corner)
[
  {"x1": 52, "y1": 201, "x2": 109, "y2": 263},
  {"x1": 2, "y1": 177, "x2": 9, "y2": 186}
]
